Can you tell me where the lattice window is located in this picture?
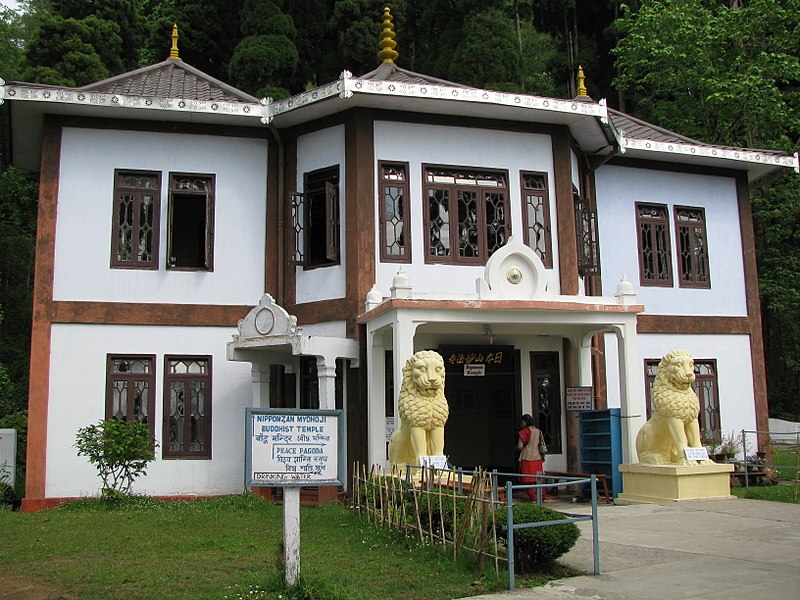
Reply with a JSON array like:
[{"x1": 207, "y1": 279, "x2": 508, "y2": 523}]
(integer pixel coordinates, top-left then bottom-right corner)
[
  {"x1": 379, "y1": 162, "x2": 410, "y2": 262},
  {"x1": 520, "y1": 171, "x2": 552, "y2": 268},
  {"x1": 674, "y1": 206, "x2": 710, "y2": 288},
  {"x1": 163, "y1": 356, "x2": 211, "y2": 459},
  {"x1": 530, "y1": 351, "x2": 562, "y2": 453},
  {"x1": 111, "y1": 171, "x2": 160, "y2": 269},
  {"x1": 291, "y1": 166, "x2": 340, "y2": 268},
  {"x1": 636, "y1": 203, "x2": 673, "y2": 286},
  {"x1": 574, "y1": 187, "x2": 600, "y2": 277},
  {"x1": 644, "y1": 359, "x2": 720, "y2": 444},
  {"x1": 106, "y1": 355, "x2": 155, "y2": 435},
  {"x1": 167, "y1": 173, "x2": 214, "y2": 271},
  {"x1": 423, "y1": 165, "x2": 509, "y2": 264}
]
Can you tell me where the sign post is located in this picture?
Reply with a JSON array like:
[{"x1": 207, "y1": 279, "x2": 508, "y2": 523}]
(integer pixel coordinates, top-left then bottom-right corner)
[
  {"x1": 566, "y1": 387, "x2": 594, "y2": 411},
  {"x1": 245, "y1": 408, "x2": 344, "y2": 586}
]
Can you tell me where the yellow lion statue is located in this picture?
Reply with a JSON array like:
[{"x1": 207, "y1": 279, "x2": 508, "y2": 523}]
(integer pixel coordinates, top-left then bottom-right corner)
[
  {"x1": 388, "y1": 350, "x2": 449, "y2": 473},
  {"x1": 636, "y1": 349, "x2": 711, "y2": 466}
]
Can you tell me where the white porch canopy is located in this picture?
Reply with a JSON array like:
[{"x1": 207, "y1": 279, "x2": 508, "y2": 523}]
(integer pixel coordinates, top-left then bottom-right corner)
[
  {"x1": 227, "y1": 294, "x2": 359, "y2": 410},
  {"x1": 357, "y1": 238, "x2": 645, "y2": 467}
]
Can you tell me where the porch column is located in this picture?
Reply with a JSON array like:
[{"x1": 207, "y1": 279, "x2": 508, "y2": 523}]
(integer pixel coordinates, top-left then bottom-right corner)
[
  {"x1": 391, "y1": 313, "x2": 416, "y2": 419},
  {"x1": 613, "y1": 319, "x2": 644, "y2": 464},
  {"x1": 315, "y1": 357, "x2": 337, "y2": 410},
  {"x1": 366, "y1": 329, "x2": 387, "y2": 468},
  {"x1": 250, "y1": 361, "x2": 271, "y2": 408}
]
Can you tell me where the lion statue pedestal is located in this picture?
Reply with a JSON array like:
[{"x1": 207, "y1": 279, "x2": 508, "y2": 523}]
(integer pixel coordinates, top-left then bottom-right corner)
[
  {"x1": 388, "y1": 350, "x2": 449, "y2": 476},
  {"x1": 617, "y1": 350, "x2": 734, "y2": 504}
]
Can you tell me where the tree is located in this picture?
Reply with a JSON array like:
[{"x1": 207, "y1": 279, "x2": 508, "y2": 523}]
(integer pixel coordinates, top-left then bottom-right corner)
[
  {"x1": 0, "y1": 6, "x2": 26, "y2": 80},
  {"x1": 75, "y1": 419, "x2": 158, "y2": 499},
  {"x1": 21, "y1": 0, "x2": 147, "y2": 86},
  {"x1": 613, "y1": 0, "x2": 800, "y2": 419},
  {"x1": 228, "y1": 0, "x2": 299, "y2": 99},
  {"x1": 0, "y1": 166, "x2": 38, "y2": 419}
]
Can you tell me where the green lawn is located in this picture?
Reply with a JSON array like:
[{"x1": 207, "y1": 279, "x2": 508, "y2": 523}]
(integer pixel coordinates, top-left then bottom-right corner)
[
  {"x1": 731, "y1": 447, "x2": 800, "y2": 504},
  {"x1": 0, "y1": 495, "x2": 511, "y2": 600}
]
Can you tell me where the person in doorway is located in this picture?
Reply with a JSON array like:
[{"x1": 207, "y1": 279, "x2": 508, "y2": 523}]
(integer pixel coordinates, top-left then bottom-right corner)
[{"x1": 516, "y1": 414, "x2": 548, "y2": 502}]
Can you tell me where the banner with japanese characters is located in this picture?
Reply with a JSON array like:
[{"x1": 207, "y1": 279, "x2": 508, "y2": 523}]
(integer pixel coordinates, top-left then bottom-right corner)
[{"x1": 245, "y1": 408, "x2": 344, "y2": 487}]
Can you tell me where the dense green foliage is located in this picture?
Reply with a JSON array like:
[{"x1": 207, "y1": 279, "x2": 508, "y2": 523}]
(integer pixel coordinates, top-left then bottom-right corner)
[
  {"x1": 496, "y1": 503, "x2": 581, "y2": 572},
  {"x1": 74, "y1": 419, "x2": 158, "y2": 497}
]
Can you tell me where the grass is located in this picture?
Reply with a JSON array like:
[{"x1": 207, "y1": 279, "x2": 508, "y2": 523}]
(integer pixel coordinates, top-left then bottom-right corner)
[
  {"x1": 0, "y1": 494, "x2": 520, "y2": 600},
  {"x1": 731, "y1": 447, "x2": 800, "y2": 504}
]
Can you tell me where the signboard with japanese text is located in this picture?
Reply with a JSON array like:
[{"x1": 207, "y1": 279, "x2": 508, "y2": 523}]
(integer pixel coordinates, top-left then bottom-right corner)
[
  {"x1": 566, "y1": 387, "x2": 594, "y2": 411},
  {"x1": 245, "y1": 408, "x2": 344, "y2": 487},
  {"x1": 439, "y1": 345, "x2": 515, "y2": 374}
]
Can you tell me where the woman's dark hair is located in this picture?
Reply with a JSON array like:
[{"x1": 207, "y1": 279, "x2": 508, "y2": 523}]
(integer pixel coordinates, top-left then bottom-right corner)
[{"x1": 521, "y1": 414, "x2": 535, "y2": 427}]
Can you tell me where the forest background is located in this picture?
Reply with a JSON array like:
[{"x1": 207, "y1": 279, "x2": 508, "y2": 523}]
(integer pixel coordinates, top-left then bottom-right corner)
[{"x1": 1, "y1": 1, "x2": 799, "y2": 484}]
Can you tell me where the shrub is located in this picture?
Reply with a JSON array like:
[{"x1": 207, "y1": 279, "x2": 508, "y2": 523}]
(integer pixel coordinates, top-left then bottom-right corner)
[
  {"x1": 74, "y1": 419, "x2": 157, "y2": 496},
  {"x1": 496, "y1": 503, "x2": 580, "y2": 571}
]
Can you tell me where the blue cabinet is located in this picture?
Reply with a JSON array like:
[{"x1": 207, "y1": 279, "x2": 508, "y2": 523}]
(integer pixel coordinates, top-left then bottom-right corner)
[{"x1": 579, "y1": 408, "x2": 622, "y2": 498}]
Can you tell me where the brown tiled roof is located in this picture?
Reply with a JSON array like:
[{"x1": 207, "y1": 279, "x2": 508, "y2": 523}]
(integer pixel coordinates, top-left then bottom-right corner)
[
  {"x1": 80, "y1": 59, "x2": 260, "y2": 104},
  {"x1": 608, "y1": 108, "x2": 787, "y2": 158},
  {"x1": 360, "y1": 62, "x2": 470, "y2": 88}
]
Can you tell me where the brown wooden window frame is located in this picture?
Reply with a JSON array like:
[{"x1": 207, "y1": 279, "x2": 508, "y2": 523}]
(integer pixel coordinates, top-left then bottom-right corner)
[
  {"x1": 167, "y1": 173, "x2": 215, "y2": 271},
  {"x1": 574, "y1": 186, "x2": 600, "y2": 277},
  {"x1": 674, "y1": 205, "x2": 711, "y2": 289},
  {"x1": 635, "y1": 202, "x2": 674, "y2": 287},
  {"x1": 291, "y1": 166, "x2": 340, "y2": 269},
  {"x1": 111, "y1": 170, "x2": 161, "y2": 270},
  {"x1": 530, "y1": 351, "x2": 563, "y2": 454},
  {"x1": 105, "y1": 354, "x2": 156, "y2": 436},
  {"x1": 378, "y1": 161, "x2": 411, "y2": 263},
  {"x1": 163, "y1": 355, "x2": 212, "y2": 459},
  {"x1": 520, "y1": 171, "x2": 553, "y2": 268},
  {"x1": 644, "y1": 358, "x2": 720, "y2": 444},
  {"x1": 422, "y1": 164, "x2": 510, "y2": 265}
]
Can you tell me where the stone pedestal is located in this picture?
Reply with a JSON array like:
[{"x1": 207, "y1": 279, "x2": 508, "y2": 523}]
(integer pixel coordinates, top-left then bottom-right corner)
[{"x1": 617, "y1": 463, "x2": 734, "y2": 504}]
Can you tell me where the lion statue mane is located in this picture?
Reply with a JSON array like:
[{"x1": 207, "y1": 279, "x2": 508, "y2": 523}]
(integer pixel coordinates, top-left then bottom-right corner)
[
  {"x1": 636, "y1": 349, "x2": 710, "y2": 466},
  {"x1": 388, "y1": 350, "x2": 449, "y2": 473}
]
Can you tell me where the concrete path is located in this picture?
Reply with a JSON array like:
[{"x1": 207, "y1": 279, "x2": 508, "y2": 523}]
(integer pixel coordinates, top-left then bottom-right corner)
[{"x1": 464, "y1": 497, "x2": 800, "y2": 600}]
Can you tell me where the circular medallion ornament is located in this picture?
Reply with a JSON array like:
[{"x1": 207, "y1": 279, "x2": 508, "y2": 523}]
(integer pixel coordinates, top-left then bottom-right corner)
[
  {"x1": 254, "y1": 308, "x2": 275, "y2": 335},
  {"x1": 506, "y1": 267, "x2": 523, "y2": 285}
]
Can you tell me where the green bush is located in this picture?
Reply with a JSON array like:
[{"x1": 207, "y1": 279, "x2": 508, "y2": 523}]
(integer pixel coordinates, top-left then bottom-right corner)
[
  {"x1": 496, "y1": 503, "x2": 580, "y2": 571},
  {"x1": 74, "y1": 419, "x2": 157, "y2": 496},
  {"x1": 0, "y1": 480, "x2": 17, "y2": 509}
]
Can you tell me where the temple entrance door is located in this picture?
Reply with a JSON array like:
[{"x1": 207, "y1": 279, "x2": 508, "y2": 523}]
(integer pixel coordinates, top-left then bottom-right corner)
[{"x1": 440, "y1": 347, "x2": 520, "y2": 475}]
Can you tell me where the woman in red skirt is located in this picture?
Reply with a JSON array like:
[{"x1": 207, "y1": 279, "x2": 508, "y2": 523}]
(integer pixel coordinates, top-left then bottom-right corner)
[{"x1": 516, "y1": 414, "x2": 547, "y2": 502}]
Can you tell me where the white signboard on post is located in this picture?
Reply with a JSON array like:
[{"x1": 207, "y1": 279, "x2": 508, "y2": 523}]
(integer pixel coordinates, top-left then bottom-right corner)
[
  {"x1": 245, "y1": 408, "x2": 344, "y2": 487},
  {"x1": 566, "y1": 387, "x2": 594, "y2": 411}
]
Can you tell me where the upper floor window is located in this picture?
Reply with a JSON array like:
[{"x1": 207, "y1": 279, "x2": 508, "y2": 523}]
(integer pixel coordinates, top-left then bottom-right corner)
[
  {"x1": 291, "y1": 166, "x2": 340, "y2": 268},
  {"x1": 163, "y1": 356, "x2": 212, "y2": 459},
  {"x1": 645, "y1": 358, "x2": 720, "y2": 444},
  {"x1": 111, "y1": 170, "x2": 160, "y2": 269},
  {"x1": 636, "y1": 203, "x2": 673, "y2": 286},
  {"x1": 168, "y1": 173, "x2": 215, "y2": 271},
  {"x1": 423, "y1": 165, "x2": 509, "y2": 264},
  {"x1": 378, "y1": 161, "x2": 410, "y2": 263},
  {"x1": 105, "y1": 355, "x2": 156, "y2": 436},
  {"x1": 574, "y1": 186, "x2": 600, "y2": 276},
  {"x1": 674, "y1": 206, "x2": 710, "y2": 288},
  {"x1": 520, "y1": 171, "x2": 553, "y2": 268}
]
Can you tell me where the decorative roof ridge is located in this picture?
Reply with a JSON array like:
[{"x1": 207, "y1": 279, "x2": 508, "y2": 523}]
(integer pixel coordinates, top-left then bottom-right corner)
[{"x1": 359, "y1": 62, "x2": 471, "y2": 88}]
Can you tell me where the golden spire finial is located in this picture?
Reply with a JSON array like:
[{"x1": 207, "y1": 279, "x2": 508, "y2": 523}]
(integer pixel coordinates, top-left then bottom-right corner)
[
  {"x1": 577, "y1": 65, "x2": 588, "y2": 97},
  {"x1": 169, "y1": 23, "x2": 181, "y2": 60},
  {"x1": 377, "y1": 6, "x2": 399, "y2": 63}
]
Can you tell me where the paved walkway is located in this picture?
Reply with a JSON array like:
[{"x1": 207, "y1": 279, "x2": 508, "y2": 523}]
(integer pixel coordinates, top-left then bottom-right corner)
[{"x1": 464, "y1": 496, "x2": 800, "y2": 600}]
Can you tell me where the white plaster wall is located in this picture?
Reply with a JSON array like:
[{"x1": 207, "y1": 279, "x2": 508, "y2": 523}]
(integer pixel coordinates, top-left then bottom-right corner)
[
  {"x1": 595, "y1": 165, "x2": 747, "y2": 316},
  {"x1": 373, "y1": 121, "x2": 561, "y2": 297},
  {"x1": 53, "y1": 128, "x2": 268, "y2": 305},
  {"x1": 46, "y1": 324, "x2": 252, "y2": 498},
  {"x1": 602, "y1": 332, "x2": 756, "y2": 439},
  {"x1": 294, "y1": 125, "x2": 347, "y2": 303}
]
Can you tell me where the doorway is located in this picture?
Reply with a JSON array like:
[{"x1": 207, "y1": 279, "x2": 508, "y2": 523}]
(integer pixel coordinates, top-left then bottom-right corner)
[{"x1": 440, "y1": 346, "x2": 520, "y2": 474}]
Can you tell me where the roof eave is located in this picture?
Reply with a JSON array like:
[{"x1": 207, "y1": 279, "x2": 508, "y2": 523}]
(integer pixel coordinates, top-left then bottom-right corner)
[{"x1": 618, "y1": 135, "x2": 799, "y2": 183}]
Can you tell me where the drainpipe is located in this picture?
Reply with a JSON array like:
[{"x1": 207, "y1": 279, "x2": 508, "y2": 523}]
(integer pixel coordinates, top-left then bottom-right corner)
[{"x1": 269, "y1": 123, "x2": 285, "y2": 305}]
